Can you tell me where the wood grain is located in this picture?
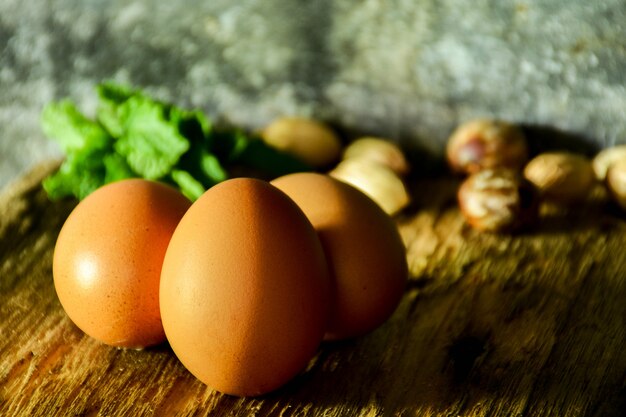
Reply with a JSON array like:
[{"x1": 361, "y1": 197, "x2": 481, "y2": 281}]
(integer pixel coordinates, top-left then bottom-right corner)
[{"x1": 1, "y1": 162, "x2": 625, "y2": 416}]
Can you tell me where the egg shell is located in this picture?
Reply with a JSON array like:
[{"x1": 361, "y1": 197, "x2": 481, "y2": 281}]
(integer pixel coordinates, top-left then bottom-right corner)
[
  {"x1": 53, "y1": 179, "x2": 192, "y2": 348},
  {"x1": 271, "y1": 173, "x2": 408, "y2": 340},
  {"x1": 160, "y1": 178, "x2": 331, "y2": 396}
]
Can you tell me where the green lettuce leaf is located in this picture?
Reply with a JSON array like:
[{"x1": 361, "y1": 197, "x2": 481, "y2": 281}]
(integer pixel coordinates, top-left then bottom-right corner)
[
  {"x1": 113, "y1": 96, "x2": 189, "y2": 180},
  {"x1": 41, "y1": 100, "x2": 110, "y2": 152},
  {"x1": 41, "y1": 81, "x2": 312, "y2": 201},
  {"x1": 170, "y1": 169, "x2": 206, "y2": 201}
]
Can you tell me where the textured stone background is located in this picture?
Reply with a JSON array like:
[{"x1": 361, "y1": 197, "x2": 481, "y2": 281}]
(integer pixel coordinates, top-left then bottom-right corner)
[{"x1": 1, "y1": 0, "x2": 626, "y2": 189}]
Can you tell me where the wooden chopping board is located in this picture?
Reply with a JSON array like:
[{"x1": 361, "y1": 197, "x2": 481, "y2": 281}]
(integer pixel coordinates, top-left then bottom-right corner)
[{"x1": 1, "y1": 161, "x2": 625, "y2": 416}]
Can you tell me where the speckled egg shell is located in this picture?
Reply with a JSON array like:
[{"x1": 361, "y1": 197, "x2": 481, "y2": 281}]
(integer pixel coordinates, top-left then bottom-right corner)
[
  {"x1": 272, "y1": 173, "x2": 407, "y2": 340},
  {"x1": 53, "y1": 179, "x2": 192, "y2": 348},
  {"x1": 160, "y1": 178, "x2": 331, "y2": 396}
]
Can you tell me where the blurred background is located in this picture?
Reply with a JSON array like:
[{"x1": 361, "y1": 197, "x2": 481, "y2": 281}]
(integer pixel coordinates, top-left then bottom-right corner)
[{"x1": 1, "y1": 0, "x2": 625, "y2": 190}]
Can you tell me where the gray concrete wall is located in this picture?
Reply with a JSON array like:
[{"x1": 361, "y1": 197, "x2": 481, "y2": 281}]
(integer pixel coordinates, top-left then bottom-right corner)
[{"x1": 2, "y1": 0, "x2": 625, "y2": 188}]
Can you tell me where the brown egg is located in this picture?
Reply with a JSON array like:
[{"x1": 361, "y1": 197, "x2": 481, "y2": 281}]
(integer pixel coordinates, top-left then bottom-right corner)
[
  {"x1": 160, "y1": 178, "x2": 331, "y2": 396},
  {"x1": 53, "y1": 179, "x2": 192, "y2": 348},
  {"x1": 271, "y1": 173, "x2": 407, "y2": 340}
]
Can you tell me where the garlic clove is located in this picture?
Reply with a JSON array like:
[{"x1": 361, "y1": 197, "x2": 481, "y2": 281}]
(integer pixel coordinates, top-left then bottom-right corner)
[
  {"x1": 446, "y1": 119, "x2": 528, "y2": 175},
  {"x1": 592, "y1": 145, "x2": 626, "y2": 181},
  {"x1": 261, "y1": 117, "x2": 342, "y2": 168},
  {"x1": 329, "y1": 159, "x2": 410, "y2": 216},
  {"x1": 523, "y1": 152, "x2": 595, "y2": 203},
  {"x1": 606, "y1": 159, "x2": 626, "y2": 209},
  {"x1": 342, "y1": 137, "x2": 410, "y2": 176},
  {"x1": 458, "y1": 169, "x2": 538, "y2": 233}
]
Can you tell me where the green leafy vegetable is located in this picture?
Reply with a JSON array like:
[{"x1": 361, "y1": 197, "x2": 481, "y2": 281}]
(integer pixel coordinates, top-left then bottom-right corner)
[
  {"x1": 96, "y1": 82, "x2": 134, "y2": 138},
  {"x1": 103, "y1": 153, "x2": 136, "y2": 184},
  {"x1": 170, "y1": 169, "x2": 206, "y2": 201},
  {"x1": 43, "y1": 147, "x2": 109, "y2": 200},
  {"x1": 41, "y1": 82, "x2": 311, "y2": 201},
  {"x1": 113, "y1": 96, "x2": 190, "y2": 179},
  {"x1": 236, "y1": 139, "x2": 312, "y2": 177},
  {"x1": 42, "y1": 100, "x2": 110, "y2": 152}
]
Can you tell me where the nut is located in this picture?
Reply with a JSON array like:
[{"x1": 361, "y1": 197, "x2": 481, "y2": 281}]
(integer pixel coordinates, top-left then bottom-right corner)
[
  {"x1": 592, "y1": 144, "x2": 626, "y2": 181},
  {"x1": 329, "y1": 159, "x2": 410, "y2": 215},
  {"x1": 261, "y1": 117, "x2": 342, "y2": 168},
  {"x1": 523, "y1": 152, "x2": 595, "y2": 203},
  {"x1": 446, "y1": 119, "x2": 528, "y2": 175},
  {"x1": 342, "y1": 137, "x2": 410, "y2": 176},
  {"x1": 458, "y1": 169, "x2": 538, "y2": 233},
  {"x1": 606, "y1": 159, "x2": 626, "y2": 209}
]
